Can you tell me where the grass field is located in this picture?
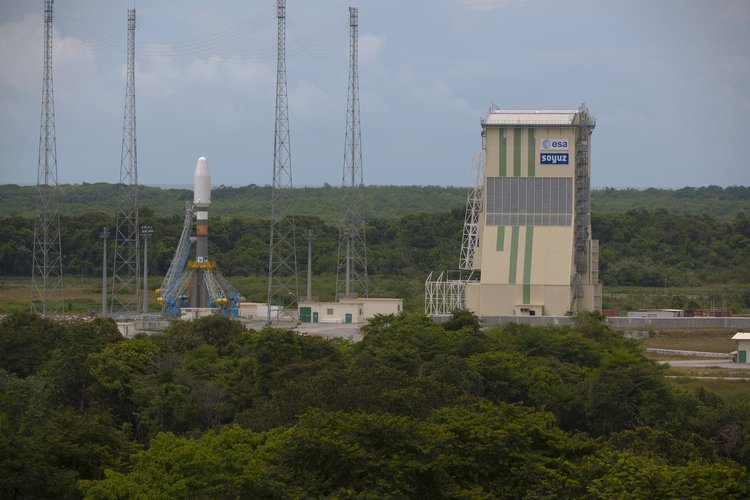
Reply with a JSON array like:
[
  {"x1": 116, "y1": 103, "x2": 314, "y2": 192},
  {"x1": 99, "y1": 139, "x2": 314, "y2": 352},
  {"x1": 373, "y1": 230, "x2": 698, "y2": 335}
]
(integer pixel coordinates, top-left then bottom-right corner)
[
  {"x1": 0, "y1": 273, "x2": 425, "y2": 314},
  {"x1": 640, "y1": 331, "x2": 737, "y2": 354},
  {"x1": 603, "y1": 284, "x2": 750, "y2": 315},
  {"x1": 667, "y1": 377, "x2": 750, "y2": 400}
]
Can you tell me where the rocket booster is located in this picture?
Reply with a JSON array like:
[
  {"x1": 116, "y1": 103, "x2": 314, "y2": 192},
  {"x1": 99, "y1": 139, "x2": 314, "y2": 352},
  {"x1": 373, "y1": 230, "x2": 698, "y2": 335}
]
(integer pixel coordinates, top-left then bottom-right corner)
[
  {"x1": 193, "y1": 157, "x2": 210, "y2": 263},
  {"x1": 192, "y1": 156, "x2": 211, "y2": 308}
]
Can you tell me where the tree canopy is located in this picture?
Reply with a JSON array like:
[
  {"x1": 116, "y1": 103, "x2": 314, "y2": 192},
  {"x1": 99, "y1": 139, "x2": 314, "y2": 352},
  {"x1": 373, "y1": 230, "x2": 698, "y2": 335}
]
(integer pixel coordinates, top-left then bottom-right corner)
[{"x1": 1, "y1": 311, "x2": 749, "y2": 497}]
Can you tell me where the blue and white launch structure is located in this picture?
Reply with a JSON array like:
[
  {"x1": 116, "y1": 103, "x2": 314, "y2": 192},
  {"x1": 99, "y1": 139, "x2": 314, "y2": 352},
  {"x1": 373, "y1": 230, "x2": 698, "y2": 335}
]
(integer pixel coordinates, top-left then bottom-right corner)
[{"x1": 157, "y1": 156, "x2": 240, "y2": 317}]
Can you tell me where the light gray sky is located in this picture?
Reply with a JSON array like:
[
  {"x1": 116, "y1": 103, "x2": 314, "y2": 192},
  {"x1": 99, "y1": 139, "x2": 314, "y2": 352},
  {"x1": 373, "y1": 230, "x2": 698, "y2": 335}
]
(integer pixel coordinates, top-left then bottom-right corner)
[{"x1": 1, "y1": 0, "x2": 748, "y2": 188}]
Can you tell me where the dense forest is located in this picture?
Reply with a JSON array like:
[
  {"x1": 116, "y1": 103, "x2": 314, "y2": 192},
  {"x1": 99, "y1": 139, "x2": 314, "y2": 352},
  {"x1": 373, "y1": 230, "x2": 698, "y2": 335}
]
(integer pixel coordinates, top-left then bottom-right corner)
[
  {"x1": 1, "y1": 311, "x2": 749, "y2": 497},
  {"x1": 1, "y1": 207, "x2": 749, "y2": 311},
  {"x1": 2, "y1": 183, "x2": 749, "y2": 221}
]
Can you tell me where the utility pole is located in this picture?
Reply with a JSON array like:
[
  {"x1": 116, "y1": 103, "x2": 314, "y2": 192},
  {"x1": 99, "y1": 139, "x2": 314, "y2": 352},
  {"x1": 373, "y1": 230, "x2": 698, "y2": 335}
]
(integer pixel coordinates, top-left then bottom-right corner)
[
  {"x1": 100, "y1": 227, "x2": 109, "y2": 316},
  {"x1": 336, "y1": 6, "x2": 367, "y2": 301},
  {"x1": 303, "y1": 230, "x2": 315, "y2": 300},
  {"x1": 31, "y1": 0, "x2": 64, "y2": 315},
  {"x1": 267, "y1": 0, "x2": 298, "y2": 322},
  {"x1": 141, "y1": 225, "x2": 153, "y2": 314}
]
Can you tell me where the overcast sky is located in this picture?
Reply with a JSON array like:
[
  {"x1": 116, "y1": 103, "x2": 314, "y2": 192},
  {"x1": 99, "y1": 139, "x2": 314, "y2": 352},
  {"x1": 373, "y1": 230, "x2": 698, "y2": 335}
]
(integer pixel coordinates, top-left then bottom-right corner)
[{"x1": 1, "y1": 0, "x2": 748, "y2": 189}]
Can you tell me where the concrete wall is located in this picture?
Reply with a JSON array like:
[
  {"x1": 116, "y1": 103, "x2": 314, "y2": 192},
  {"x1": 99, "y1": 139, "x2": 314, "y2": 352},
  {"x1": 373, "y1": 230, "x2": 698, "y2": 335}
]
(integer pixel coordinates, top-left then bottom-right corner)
[
  {"x1": 341, "y1": 298, "x2": 403, "y2": 319},
  {"x1": 607, "y1": 317, "x2": 750, "y2": 329},
  {"x1": 431, "y1": 315, "x2": 750, "y2": 330}
]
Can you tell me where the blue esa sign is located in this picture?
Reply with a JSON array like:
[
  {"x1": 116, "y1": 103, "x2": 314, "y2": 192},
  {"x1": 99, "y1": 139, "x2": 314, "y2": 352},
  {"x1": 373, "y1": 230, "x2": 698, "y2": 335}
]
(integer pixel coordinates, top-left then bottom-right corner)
[{"x1": 540, "y1": 153, "x2": 569, "y2": 165}]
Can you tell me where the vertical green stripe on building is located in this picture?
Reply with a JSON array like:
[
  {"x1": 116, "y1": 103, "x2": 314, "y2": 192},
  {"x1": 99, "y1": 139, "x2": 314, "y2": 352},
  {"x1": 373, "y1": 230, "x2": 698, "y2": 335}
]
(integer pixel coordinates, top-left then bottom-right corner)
[
  {"x1": 527, "y1": 128, "x2": 535, "y2": 177},
  {"x1": 496, "y1": 226, "x2": 505, "y2": 251},
  {"x1": 522, "y1": 226, "x2": 534, "y2": 304},
  {"x1": 508, "y1": 226, "x2": 519, "y2": 284},
  {"x1": 513, "y1": 128, "x2": 522, "y2": 177},
  {"x1": 499, "y1": 131, "x2": 507, "y2": 177}
]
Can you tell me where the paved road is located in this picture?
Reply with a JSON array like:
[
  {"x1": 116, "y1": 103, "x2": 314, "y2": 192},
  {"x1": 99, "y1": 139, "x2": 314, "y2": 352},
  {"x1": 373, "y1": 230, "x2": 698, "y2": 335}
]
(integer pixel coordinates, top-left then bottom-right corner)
[
  {"x1": 658, "y1": 359, "x2": 750, "y2": 370},
  {"x1": 297, "y1": 323, "x2": 363, "y2": 341}
]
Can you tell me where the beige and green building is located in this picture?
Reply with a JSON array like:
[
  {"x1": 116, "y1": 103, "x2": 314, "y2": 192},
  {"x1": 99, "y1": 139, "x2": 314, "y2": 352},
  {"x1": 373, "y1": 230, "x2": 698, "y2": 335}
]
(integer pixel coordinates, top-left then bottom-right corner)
[{"x1": 426, "y1": 105, "x2": 602, "y2": 317}]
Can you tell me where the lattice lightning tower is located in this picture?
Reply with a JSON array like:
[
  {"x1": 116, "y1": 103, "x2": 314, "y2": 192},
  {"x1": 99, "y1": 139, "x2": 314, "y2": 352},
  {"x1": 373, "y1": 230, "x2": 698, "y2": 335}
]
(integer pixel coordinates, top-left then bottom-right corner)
[
  {"x1": 31, "y1": 0, "x2": 64, "y2": 315},
  {"x1": 335, "y1": 6, "x2": 368, "y2": 300},
  {"x1": 267, "y1": 0, "x2": 299, "y2": 321},
  {"x1": 111, "y1": 9, "x2": 140, "y2": 317}
]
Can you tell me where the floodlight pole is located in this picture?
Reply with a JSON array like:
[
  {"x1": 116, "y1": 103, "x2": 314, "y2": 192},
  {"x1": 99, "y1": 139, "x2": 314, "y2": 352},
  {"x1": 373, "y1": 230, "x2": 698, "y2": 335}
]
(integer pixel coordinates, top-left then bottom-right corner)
[
  {"x1": 100, "y1": 227, "x2": 109, "y2": 316},
  {"x1": 141, "y1": 225, "x2": 153, "y2": 314}
]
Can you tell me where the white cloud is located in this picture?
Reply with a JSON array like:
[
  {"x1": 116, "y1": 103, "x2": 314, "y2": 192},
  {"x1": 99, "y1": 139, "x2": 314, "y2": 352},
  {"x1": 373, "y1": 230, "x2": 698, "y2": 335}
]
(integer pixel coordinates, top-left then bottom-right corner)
[
  {"x1": 358, "y1": 33, "x2": 385, "y2": 64},
  {"x1": 289, "y1": 79, "x2": 334, "y2": 116},
  {"x1": 457, "y1": 0, "x2": 527, "y2": 12},
  {"x1": 0, "y1": 13, "x2": 41, "y2": 90}
]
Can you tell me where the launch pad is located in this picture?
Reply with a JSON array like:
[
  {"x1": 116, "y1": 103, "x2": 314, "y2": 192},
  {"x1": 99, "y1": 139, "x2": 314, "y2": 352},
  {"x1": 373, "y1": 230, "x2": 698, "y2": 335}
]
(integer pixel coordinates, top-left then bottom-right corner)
[{"x1": 157, "y1": 157, "x2": 241, "y2": 318}]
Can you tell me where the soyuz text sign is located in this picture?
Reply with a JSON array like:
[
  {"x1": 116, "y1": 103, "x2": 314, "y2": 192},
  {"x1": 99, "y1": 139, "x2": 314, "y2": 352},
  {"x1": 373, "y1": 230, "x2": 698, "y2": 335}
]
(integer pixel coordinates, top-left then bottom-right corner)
[
  {"x1": 540, "y1": 153, "x2": 569, "y2": 165},
  {"x1": 540, "y1": 139, "x2": 569, "y2": 150}
]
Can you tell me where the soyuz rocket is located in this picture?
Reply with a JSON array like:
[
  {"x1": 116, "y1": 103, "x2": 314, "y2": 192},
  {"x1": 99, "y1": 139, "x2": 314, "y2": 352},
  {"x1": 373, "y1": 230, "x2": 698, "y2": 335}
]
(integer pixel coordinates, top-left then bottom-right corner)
[{"x1": 192, "y1": 156, "x2": 211, "y2": 308}]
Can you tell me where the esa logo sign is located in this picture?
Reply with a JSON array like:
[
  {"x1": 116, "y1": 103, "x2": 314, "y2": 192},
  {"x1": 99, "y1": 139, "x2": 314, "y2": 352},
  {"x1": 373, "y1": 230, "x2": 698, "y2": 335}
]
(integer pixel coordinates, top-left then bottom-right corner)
[
  {"x1": 540, "y1": 153, "x2": 569, "y2": 165},
  {"x1": 540, "y1": 139, "x2": 568, "y2": 151}
]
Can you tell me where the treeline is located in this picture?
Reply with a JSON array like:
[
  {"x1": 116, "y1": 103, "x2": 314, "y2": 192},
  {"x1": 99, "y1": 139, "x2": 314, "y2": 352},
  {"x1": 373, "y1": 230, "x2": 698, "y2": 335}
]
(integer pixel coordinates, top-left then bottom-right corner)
[
  {"x1": 594, "y1": 185, "x2": 750, "y2": 219},
  {"x1": 0, "y1": 209, "x2": 464, "y2": 291},
  {"x1": 0, "y1": 183, "x2": 468, "y2": 223},
  {"x1": 2, "y1": 208, "x2": 750, "y2": 304},
  {"x1": 3, "y1": 183, "x2": 750, "y2": 221},
  {"x1": 1, "y1": 312, "x2": 749, "y2": 497}
]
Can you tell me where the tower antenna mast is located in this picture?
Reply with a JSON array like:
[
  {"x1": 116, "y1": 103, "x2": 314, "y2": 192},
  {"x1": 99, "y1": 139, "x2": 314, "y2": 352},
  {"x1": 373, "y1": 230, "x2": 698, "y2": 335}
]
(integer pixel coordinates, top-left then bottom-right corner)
[
  {"x1": 336, "y1": 6, "x2": 368, "y2": 300},
  {"x1": 267, "y1": 0, "x2": 299, "y2": 322},
  {"x1": 111, "y1": 9, "x2": 140, "y2": 317},
  {"x1": 31, "y1": 0, "x2": 64, "y2": 315}
]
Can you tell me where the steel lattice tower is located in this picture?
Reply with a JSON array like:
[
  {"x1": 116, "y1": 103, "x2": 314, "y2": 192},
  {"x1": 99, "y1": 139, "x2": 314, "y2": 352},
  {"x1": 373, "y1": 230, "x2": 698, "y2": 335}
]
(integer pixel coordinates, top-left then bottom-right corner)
[
  {"x1": 336, "y1": 7, "x2": 368, "y2": 300},
  {"x1": 31, "y1": 0, "x2": 64, "y2": 315},
  {"x1": 111, "y1": 9, "x2": 140, "y2": 317},
  {"x1": 459, "y1": 152, "x2": 484, "y2": 271},
  {"x1": 267, "y1": 0, "x2": 298, "y2": 321}
]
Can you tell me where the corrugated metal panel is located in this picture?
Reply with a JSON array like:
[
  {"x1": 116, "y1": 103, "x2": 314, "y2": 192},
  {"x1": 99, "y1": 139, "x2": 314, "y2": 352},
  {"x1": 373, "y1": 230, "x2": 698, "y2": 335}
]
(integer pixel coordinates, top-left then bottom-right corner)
[{"x1": 484, "y1": 110, "x2": 577, "y2": 126}]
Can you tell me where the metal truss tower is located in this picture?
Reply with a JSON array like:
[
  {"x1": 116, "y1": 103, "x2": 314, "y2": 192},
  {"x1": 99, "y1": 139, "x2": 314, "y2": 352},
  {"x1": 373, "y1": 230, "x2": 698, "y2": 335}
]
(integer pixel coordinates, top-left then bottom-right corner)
[
  {"x1": 111, "y1": 9, "x2": 140, "y2": 317},
  {"x1": 336, "y1": 6, "x2": 368, "y2": 300},
  {"x1": 459, "y1": 152, "x2": 484, "y2": 271},
  {"x1": 267, "y1": 0, "x2": 299, "y2": 320},
  {"x1": 571, "y1": 104, "x2": 595, "y2": 306},
  {"x1": 31, "y1": 0, "x2": 64, "y2": 315}
]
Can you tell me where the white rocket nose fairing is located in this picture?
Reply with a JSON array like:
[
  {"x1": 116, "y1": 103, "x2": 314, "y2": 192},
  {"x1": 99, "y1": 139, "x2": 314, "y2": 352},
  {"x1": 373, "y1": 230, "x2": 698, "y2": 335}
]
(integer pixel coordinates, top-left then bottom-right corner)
[{"x1": 193, "y1": 156, "x2": 211, "y2": 206}]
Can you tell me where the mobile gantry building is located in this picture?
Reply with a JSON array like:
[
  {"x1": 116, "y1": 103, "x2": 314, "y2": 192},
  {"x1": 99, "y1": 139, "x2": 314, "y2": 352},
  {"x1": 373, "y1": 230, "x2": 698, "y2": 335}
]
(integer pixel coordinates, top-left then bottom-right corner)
[{"x1": 427, "y1": 105, "x2": 602, "y2": 317}]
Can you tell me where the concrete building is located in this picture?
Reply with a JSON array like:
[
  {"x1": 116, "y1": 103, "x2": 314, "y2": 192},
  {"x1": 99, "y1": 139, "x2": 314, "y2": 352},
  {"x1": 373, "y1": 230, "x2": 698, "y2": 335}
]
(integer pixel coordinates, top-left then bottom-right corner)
[
  {"x1": 732, "y1": 332, "x2": 750, "y2": 363},
  {"x1": 427, "y1": 105, "x2": 601, "y2": 317},
  {"x1": 299, "y1": 298, "x2": 403, "y2": 324}
]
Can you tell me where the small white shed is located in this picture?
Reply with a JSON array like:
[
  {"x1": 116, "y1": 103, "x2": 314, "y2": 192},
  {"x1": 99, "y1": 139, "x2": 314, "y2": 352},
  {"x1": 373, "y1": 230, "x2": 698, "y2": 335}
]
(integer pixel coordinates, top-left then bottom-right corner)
[
  {"x1": 339, "y1": 297, "x2": 403, "y2": 319},
  {"x1": 298, "y1": 301, "x2": 363, "y2": 324},
  {"x1": 731, "y1": 332, "x2": 750, "y2": 363}
]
